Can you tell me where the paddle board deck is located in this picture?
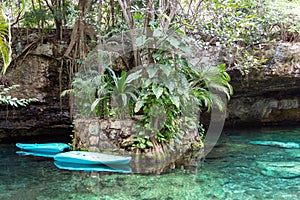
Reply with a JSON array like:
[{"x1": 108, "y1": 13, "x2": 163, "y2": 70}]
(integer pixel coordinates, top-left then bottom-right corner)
[
  {"x1": 54, "y1": 161, "x2": 131, "y2": 173},
  {"x1": 54, "y1": 151, "x2": 131, "y2": 165}
]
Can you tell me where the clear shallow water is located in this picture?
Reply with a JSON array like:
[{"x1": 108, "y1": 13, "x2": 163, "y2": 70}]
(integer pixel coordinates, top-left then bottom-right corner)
[{"x1": 0, "y1": 128, "x2": 299, "y2": 200}]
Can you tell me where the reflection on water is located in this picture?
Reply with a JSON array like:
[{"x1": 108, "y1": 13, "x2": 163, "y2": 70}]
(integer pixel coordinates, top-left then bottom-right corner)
[{"x1": 0, "y1": 128, "x2": 299, "y2": 200}]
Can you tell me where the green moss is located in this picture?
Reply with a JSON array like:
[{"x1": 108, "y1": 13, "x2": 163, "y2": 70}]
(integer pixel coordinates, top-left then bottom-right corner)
[{"x1": 191, "y1": 140, "x2": 204, "y2": 150}]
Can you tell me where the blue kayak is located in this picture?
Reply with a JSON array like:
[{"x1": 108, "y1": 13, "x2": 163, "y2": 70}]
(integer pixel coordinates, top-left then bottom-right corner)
[
  {"x1": 54, "y1": 161, "x2": 131, "y2": 173},
  {"x1": 54, "y1": 151, "x2": 132, "y2": 165},
  {"x1": 16, "y1": 143, "x2": 71, "y2": 153}
]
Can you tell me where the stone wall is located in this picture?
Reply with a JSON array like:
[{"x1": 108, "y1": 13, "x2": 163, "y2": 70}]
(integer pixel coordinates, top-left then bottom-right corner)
[
  {"x1": 74, "y1": 118, "x2": 201, "y2": 174},
  {"x1": 74, "y1": 119, "x2": 136, "y2": 152}
]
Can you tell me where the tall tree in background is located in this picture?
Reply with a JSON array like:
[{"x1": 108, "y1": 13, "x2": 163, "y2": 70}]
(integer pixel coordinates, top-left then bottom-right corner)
[
  {"x1": 116, "y1": 0, "x2": 204, "y2": 68},
  {"x1": 64, "y1": 0, "x2": 94, "y2": 60},
  {"x1": 45, "y1": 0, "x2": 65, "y2": 40}
]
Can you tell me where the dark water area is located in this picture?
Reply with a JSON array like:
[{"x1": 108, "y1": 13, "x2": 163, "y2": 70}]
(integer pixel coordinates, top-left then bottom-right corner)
[
  {"x1": 0, "y1": 127, "x2": 299, "y2": 199},
  {"x1": 0, "y1": 128, "x2": 72, "y2": 144}
]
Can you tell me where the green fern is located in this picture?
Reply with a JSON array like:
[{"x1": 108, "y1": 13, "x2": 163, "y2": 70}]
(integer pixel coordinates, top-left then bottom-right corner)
[
  {"x1": 0, "y1": 10, "x2": 10, "y2": 74},
  {"x1": 0, "y1": 85, "x2": 37, "y2": 107}
]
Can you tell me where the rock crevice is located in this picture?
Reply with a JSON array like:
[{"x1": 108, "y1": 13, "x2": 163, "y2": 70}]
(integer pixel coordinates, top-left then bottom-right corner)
[{"x1": 226, "y1": 43, "x2": 300, "y2": 127}]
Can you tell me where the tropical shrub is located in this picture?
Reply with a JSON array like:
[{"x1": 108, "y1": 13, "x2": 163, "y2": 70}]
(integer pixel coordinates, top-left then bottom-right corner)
[
  {"x1": 65, "y1": 0, "x2": 236, "y2": 151},
  {"x1": 62, "y1": 70, "x2": 101, "y2": 119},
  {"x1": 69, "y1": 37, "x2": 233, "y2": 151},
  {"x1": 92, "y1": 68, "x2": 142, "y2": 120}
]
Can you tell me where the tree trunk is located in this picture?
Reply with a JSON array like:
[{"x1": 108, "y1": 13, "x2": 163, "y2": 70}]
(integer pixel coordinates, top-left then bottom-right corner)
[
  {"x1": 110, "y1": 0, "x2": 115, "y2": 28},
  {"x1": 64, "y1": 0, "x2": 93, "y2": 59},
  {"x1": 45, "y1": 0, "x2": 63, "y2": 40},
  {"x1": 145, "y1": 0, "x2": 155, "y2": 64},
  {"x1": 117, "y1": 0, "x2": 141, "y2": 67}
]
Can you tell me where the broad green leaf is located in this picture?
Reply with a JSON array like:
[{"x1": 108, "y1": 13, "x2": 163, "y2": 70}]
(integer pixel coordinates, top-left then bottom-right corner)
[
  {"x1": 146, "y1": 140, "x2": 153, "y2": 147},
  {"x1": 177, "y1": 28, "x2": 185, "y2": 35},
  {"x1": 10, "y1": 101, "x2": 17, "y2": 107},
  {"x1": 165, "y1": 78, "x2": 175, "y2": 92},
  {"x1": 138, "y1": 130, "x2": 145, "y2": 136},
  {"x1": 170, "y1": 95, "x2": 180, "y2": 109},
  {"x1": 60, "y1": 89, "x2": 74, "y2": 97},
  {"x1": 144, "y1": 79, "x2": 152, "y2": 87},
  {"x1": 134, "y1": 100, "x2": 143, "y2": 113},
  {"x1": 152, "y1": 85, "x2": 163, "y2": 99},
  {"x1": 146, "y1": 66, "x2": 158, "y2": 78},
  {"x1": 121, "y1": 93, "x2": 128, "y2": 106},
  {"x1": 18, "y1": 102, "x2": 25, "y2": 107},
  {"x1": 127, "y1": 92, "x2": 138, "y2": 101},
  {"x1": 134, "y1": 13, "x2": 142, "y2": 20},
  {"x1": 162, "y1": 13, "x2": 171, "y2": 22},
  {"x1": 21, "y1": 0, "x2": 26, "y2": 11},
  {"x1": 91, "y1": 98, "x2": 101, "y2": 111},
  {"x1": 160, "y1": 64, "x2": 172, "y2": 76},
  {"x1": 153, "y1": 28, "x2": 163, "y2": 37},
  {"x1": 136, "y1": 35, "x2": 147, "y2": 47},
  {"x1": 168, "y1": 36, "x2": 180, "y2": 48},
  {"x1": 126, "y1": 69, "x2": 142, "y2": 83},
  {"x1": 105, "y1": 67, "x2": 117, "y2": 83}
]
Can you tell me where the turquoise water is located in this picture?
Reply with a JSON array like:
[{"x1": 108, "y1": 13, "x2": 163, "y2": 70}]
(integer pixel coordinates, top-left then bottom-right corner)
[{"x1": 1, "y1": 128, "x2": 299, "y2": 200}]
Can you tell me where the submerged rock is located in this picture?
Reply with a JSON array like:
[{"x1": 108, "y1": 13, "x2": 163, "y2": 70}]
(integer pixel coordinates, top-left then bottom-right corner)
[
  {"x1": 285, "y1": 149, "x2": 300, "y2": 158},
  {"x1": 256, "y1": 161, "x2": 300, "y2": 179},
  {"x1": 249, "y1": 141, "x2": 300, "y2": 149}
]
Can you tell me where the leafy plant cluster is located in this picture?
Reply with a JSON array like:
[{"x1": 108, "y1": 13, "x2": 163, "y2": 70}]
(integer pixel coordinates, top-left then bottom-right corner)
[
  {"x1": 0, "y1": 85, "x2": 37, "y2": 107},
  {"x1": 0, "y1": 2, "x2": 37, "y2": 109},
  {"x1": 22, "y1": 2, "x2": 74, "y2": 30},
  {"x1": 70, "y1": 30, "x2": 232, "y2": 151},
  {"x1": 191, "y1": 0, "x2": 300, "y2": 73}
]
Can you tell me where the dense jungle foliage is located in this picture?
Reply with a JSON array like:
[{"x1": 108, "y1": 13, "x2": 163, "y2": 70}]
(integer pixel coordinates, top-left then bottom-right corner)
[{"x1": 0, "y1": 0, "x2": 299, "y2": 150}]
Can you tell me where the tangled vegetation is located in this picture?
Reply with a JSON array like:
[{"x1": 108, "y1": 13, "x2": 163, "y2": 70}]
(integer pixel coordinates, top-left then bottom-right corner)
[{"x1": 0, "y1": 0, "x2": 299, "y2": 150}]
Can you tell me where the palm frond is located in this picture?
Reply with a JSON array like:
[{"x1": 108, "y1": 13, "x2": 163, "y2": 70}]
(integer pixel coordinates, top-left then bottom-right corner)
[{"x1": 0, "y1": 10, "x2": 10, "y2": 74}]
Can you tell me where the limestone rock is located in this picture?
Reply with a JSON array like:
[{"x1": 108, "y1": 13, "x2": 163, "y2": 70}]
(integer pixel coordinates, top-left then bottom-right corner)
[
  {"x1": 285, "y1": 149, "x2": 300, "y2": 158},
  {"x1": 226, "y1": 42, "x2": 300, "y2": 127},
  {"x1": 27, "y1": 33, "x2": 39, "y2": 43},
  {"x1": 250, "y1": 141, "x2": 300, "y2": 149},
  {"x1": 110, "y1": 120, "x2": 122, "y2": 129},
  {"x1": 34, "y1": 44, "x2": 53, "y2": 56},
  {"x1": 89, "y1": 136, "x2": 99, "y2": 146},
  {"x1": 256, "y1": 161, "x2": 300, "y2": 179},
  {"x1": 89, "y1": 122, "x2": 99, "y2": 135}
]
